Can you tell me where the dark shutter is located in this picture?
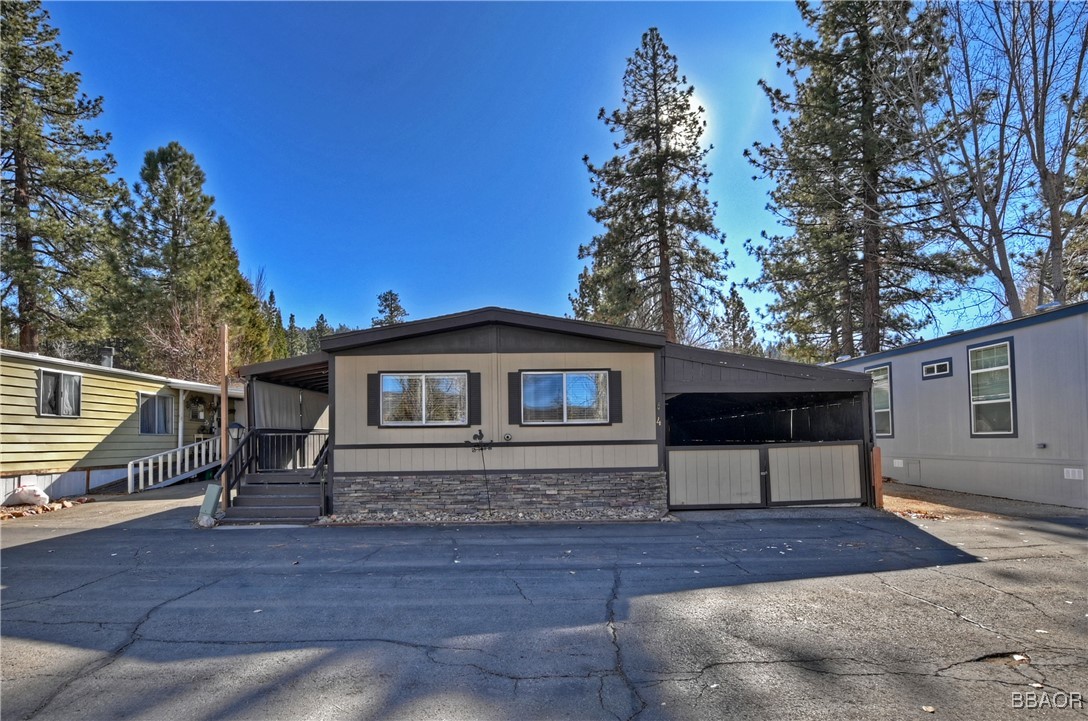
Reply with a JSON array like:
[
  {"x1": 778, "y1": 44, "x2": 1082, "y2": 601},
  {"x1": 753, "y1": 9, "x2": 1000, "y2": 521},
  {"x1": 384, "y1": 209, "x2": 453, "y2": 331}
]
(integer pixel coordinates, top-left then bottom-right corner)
[
  {"x1": 468, "y1": 372, "x2": 481, "y2": 426},
  {"x1": 367, "y1": 373, "x2": 380, "y2": 426},
  {"x1": 608, "y1": 370, "x2": 622, "y2": 423},
  {"x1": 508, "y1": 372, "x2": 521, "y2": 425}
]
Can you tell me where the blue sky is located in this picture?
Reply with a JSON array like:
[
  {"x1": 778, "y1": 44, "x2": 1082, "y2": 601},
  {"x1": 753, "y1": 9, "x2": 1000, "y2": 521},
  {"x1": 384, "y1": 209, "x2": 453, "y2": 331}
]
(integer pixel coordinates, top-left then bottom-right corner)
[{"x1": 47, "y1": 1, "x2": 806, "y2": 334}]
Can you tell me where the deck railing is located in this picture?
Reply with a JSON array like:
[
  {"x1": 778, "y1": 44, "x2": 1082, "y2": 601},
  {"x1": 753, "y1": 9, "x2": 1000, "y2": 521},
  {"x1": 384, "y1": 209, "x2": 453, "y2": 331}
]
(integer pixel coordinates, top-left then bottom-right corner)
[
  {"x1": 215, "y1": 429, "x2": 330, "y2": 510},
  {"x1": 127, "y1": 437, "x2": 222, "y2": 493}
]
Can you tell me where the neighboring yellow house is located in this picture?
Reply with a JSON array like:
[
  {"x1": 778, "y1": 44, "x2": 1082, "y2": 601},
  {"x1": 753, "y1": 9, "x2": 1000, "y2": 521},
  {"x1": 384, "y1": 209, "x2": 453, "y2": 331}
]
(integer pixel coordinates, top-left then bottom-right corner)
[{"x1": 1, "y1": 348, "x2": 244, "y2": 499}]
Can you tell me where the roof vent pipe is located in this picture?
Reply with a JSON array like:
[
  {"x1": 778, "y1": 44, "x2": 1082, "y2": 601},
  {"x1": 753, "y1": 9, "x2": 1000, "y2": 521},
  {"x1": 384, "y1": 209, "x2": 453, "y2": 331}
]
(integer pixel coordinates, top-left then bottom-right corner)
[{"x1": 99, "y1": 346, "x2": 115, "y2": 368}]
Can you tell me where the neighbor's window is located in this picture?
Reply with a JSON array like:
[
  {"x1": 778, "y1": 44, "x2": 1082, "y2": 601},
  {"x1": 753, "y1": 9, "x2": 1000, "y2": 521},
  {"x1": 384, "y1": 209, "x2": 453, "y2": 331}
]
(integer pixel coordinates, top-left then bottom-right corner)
[
  {"x1": 969, "y1": 341, "x2": 1014, "y2": 435},
  {"x1": 381, "y1": 372, "x2": 467, "y2": 425},
  {"x1": 139, "y1": 393, "x2": 175, "y2": 435},
  {"x1": 922, "y1": 359, "x2": 952, "y2": 379},
  {"x1": 39, "y1": 370, "x2": 81, "y2": 417},
  {"x1": 522, "y1": 371, "x2": 608, "y2": 424},
  {"x1": 868, "y1": 365, "x2": 893, "y2": 436}
]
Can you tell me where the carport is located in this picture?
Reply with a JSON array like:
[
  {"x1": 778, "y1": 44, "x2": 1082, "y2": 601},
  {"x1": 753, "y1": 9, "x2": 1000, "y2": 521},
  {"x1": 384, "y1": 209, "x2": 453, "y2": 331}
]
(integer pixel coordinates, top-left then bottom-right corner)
[{"x1": 663, "y1": 345, "x2": 874, "y2": 509}]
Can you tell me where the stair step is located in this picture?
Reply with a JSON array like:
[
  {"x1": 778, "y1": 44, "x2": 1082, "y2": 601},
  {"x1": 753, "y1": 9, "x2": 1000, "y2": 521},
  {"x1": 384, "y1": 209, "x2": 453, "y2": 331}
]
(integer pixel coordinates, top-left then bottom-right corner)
[
  {"x1": 245, "y1": 471, "x2": 316, "y2": 484},
  {"x1": 225, "y1": 505, "x2": 321, "y2": 519},
  {"x1": 219, "y1": 517, "x2": 316, "y2": 526},
  {"x1": 238, "y1": 483, "x2": 322, "y2": 496},
  {"x1": 233, "y1": 494, "x2": 320, "y2": 507}
]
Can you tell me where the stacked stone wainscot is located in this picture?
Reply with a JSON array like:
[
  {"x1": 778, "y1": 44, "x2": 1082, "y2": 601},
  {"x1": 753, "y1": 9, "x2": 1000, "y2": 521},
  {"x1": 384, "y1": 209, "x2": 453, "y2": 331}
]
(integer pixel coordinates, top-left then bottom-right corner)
[{"x1": 333, "y1": 471, "x2": 667, "y2": 517}]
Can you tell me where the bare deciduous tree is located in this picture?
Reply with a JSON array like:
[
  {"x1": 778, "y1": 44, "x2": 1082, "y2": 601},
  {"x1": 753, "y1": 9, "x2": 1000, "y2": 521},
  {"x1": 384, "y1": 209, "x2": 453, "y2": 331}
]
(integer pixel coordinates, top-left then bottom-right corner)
[{"x1": 891, "y1": 1, "x2": 1087, "y2": 317}]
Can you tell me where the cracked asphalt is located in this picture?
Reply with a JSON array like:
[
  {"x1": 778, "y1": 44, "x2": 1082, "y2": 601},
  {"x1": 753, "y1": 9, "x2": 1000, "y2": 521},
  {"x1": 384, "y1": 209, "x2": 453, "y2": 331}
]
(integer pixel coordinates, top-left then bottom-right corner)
[{"x1": 1, "y1": 485, "x2": 1085, "y2": 721}]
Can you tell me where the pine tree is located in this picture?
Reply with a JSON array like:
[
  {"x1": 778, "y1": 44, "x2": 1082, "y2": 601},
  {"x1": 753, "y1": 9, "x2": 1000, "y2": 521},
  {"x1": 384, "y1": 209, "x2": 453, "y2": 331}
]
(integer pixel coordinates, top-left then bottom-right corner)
[
  {"x1": 262, "y1": 290, "x2": 288, "y2": 359},
  {"x1": 371, "y1": 290, "x2": 408, "y2": 327},
  {"x1": 1, "y1": 0, "x2": 117, "y2": 352},
  {"x1": 573, "y1": 28, "x2": 729, "y2": 343},
  {"x1": 107, "y1": 142, "x2": 268, "y2": 379},
  {"x1": 748, "y1": 1, "x2": 974, "y2": 359},
  {"x1": 307, "y1": 314, "x2": 332, "y2": 353},
  {"x1": 286, "y1": 313, "x2": 308, "y2": 357},
  {"x1": 714, "y1": 286, "x2": 761, "y2": 355}
]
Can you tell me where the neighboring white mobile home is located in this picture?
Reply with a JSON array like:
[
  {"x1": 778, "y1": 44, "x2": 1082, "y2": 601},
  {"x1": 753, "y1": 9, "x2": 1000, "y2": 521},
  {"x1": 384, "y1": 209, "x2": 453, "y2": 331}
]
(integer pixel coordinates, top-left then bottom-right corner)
[{"x1": 835, "y1": 301, "x2": 1088, "y2": 508}]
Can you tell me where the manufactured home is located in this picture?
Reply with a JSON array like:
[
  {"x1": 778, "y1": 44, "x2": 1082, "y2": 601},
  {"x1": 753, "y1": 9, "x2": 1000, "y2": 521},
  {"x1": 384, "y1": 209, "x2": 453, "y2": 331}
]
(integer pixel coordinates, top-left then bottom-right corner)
[
  {"x1": 834, "y1": 300, "x2": 1088, "y2": 508},
  {"x1": 231, "y1": 308, "x2": 874, "y2": 521},
  {"x1": 0, "y1": 349, "x2": 244, "y2": 499}
]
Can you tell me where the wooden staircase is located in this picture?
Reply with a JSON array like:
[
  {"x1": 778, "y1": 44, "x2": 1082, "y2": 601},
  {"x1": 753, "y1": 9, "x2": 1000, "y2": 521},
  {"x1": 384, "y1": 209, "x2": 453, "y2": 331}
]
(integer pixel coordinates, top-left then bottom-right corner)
[{"x1": 220, "y1": 471, "x2": 323, "y2": 525}]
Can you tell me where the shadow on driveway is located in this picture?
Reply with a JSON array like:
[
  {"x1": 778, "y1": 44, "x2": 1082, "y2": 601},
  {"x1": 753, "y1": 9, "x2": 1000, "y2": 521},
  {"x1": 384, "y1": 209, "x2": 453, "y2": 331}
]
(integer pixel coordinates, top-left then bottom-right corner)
[{"x1": 4, "y1": 494, "x2": 1056, "y2": 721}]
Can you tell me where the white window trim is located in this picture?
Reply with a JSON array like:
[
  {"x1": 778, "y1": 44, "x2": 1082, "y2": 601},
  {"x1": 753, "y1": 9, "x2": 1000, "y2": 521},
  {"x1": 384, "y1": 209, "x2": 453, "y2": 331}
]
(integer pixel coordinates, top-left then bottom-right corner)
[
  {"x1": 867, "y1": 365, "x2": 893, "y2": 437},
  {"x1": 521, "y1": 370, "x2": 610, "y2": 425},
  {"x1": 380, "y1": 372, "x2": 468, "y2": 426},
  {"x1": 969, "y1": 341, "x2": 1014, "y2": 436},
  {"x1": 139, "y1": 392, "x2": 175, "y2": 435},
  {"x1": 922, "y1": 360, "x2": 951, "y2": 378},
  {"x1": 38, "y1": 369, "x2": 82, "y2": 417}
]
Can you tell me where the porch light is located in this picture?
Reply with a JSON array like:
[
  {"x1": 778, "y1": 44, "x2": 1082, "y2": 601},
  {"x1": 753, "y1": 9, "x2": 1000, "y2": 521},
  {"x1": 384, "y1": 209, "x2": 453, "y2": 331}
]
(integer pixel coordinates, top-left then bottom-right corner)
[{"x1": 227, "y1": 422, "x2": 246, "y2": 442}]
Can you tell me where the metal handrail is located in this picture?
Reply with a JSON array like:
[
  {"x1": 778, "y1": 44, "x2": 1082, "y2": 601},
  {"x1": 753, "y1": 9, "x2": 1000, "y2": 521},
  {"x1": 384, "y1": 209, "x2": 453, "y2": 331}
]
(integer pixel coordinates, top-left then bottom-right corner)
[
  {"x1": 215, "y1": 429, "x2": 329, "y2": 510},
  {"x1": 215, "y1": 430, "x2": 257, "y2": 503}
]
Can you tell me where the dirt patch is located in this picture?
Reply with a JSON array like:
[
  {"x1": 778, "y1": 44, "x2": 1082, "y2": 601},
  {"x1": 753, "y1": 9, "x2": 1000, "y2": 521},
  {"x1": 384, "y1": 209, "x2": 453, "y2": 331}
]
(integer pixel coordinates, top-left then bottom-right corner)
[
  {"x1": 882, "y1": 479, "x2": 1084, "y2": 520},
  {"x1": 0, "y1": 497, "x2": 96, "y2": 520}
]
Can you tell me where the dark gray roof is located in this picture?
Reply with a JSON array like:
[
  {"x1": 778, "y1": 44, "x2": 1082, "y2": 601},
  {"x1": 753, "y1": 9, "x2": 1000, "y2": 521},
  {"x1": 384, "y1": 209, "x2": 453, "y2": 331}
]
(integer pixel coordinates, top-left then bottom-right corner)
[
  {"x1": 320, "y1": 306, "x2": 667, "y2": 352},
  {"x1": 664, "y1": 343, "x2": 870, "y2": 395},
  {"x1": 238, "y1": 352, "x2": 329, "y2": 392}
]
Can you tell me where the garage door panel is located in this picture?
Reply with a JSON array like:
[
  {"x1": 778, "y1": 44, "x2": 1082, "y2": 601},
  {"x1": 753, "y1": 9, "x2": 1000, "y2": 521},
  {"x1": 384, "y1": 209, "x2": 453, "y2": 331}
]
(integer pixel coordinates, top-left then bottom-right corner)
[
  {"x1": 668, "y1": 448, "x2": 761, "y2": 507},
  {"x1": 768, "y1": 444, "x2": 861, "y2": 503}
]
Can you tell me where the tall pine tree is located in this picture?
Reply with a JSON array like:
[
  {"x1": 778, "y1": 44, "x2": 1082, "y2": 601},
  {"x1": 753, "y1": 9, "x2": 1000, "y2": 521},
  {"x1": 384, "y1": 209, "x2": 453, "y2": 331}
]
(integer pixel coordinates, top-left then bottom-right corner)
[
  {"x1": 1, "y1": 0, "x2": 117, "y2": 352},
  {"x1": 573, "y1": 28, "x2": 728, "y2": 343},
  {"x1": 371, "y1": 290, "x2": 408, "y2": 327},
  {"x1": 748, "y1": 1, "x2": 973, "y2": 359},
  {"x1": 107, "y1": 142, "x2": 269, "y2": 379}
]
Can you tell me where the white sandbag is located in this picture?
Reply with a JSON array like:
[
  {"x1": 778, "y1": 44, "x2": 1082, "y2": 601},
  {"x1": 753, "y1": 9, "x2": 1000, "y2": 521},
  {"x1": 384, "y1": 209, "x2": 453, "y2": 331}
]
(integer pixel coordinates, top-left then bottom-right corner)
[{"x1": 5, "y1": 486, "x2": 50, "y2": 506}]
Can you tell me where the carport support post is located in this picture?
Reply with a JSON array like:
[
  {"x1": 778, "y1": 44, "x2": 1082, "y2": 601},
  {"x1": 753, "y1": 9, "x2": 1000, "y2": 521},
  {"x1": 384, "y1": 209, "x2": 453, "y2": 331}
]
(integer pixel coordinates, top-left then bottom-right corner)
[
  {"x1": 220, "y1": 324, "x2": 230, "y2": 512},
  {"x1": 872, "y1": 446, "x2": 884, "y2": 509}
]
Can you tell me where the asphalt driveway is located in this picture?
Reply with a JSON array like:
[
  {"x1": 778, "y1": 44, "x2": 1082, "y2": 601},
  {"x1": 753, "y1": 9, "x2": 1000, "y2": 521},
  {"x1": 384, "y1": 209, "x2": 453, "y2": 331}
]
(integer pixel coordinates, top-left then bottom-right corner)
[{"x1": 1, "y1": 485, "x2": 1085, "y2": 721}]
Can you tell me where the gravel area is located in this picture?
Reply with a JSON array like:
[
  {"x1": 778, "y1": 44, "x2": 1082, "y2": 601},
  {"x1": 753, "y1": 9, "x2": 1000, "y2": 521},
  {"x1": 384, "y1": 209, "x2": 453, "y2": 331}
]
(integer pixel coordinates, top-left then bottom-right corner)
[{"x1": 315, "y1": 505, "x2": 669, "y2": 525}]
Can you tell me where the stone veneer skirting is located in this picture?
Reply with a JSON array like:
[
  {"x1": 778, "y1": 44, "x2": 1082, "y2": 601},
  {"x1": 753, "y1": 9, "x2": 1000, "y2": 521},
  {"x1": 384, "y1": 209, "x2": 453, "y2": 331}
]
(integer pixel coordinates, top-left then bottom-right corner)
[{"x1": 333, "y1": 471, "x2": 668, "y2": 516}]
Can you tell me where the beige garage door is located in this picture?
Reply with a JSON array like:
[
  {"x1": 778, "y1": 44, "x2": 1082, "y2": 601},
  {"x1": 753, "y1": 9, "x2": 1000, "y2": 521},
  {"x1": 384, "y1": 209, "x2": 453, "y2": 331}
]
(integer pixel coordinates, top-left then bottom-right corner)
[
  {"x1": 767, "y1": 444, "x2": 862, "y2": 503},
  {"x1": 668, "y1": 443, "x2": 865, "y2": 508},
  {"x1": 668, "y1": 448, "x2": 761, "y2": 507}
]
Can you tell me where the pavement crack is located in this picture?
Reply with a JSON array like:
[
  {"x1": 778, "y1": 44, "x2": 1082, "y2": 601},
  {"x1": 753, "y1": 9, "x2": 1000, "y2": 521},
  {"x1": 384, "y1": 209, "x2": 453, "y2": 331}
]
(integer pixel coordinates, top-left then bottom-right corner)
[
  {"x1": 504, "y1": 572, "x2": 534, "y2": 605},
  {"x1": 24, "y1": 577, "x2": 225, "y2": 720},
  {"x1": 605, "y1": 568, "x2": 647, "y2": 721},
  {"x1": 874, "y1": 574, "x2": 1004, "y2": 638},
  {"x1": 1, "y1": 569, "x2": 130, "y2": 611},
  {"x1": 929, "y1": 567, "x2": 1063, "y2": 622}
]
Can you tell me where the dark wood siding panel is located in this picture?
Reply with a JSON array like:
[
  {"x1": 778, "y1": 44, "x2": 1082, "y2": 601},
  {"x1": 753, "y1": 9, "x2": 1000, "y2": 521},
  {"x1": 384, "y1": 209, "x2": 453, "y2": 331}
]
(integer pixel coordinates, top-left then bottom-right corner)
[
  {"x1": 366, "y1": 373, "x2": 380, "y2": 426},
  {"x1": 468, "y1": 372, "x2": 481, "y2": 426},
  {"x1": 508, "y1": 372, "x2": 521, "y2": 425},
  {"x1": 609, "y1": 370, "x2": 622, "y2": 423}
]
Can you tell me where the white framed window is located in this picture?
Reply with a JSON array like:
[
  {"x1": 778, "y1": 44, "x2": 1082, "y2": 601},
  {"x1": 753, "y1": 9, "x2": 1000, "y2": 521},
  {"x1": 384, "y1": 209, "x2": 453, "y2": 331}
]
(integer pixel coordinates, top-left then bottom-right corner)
[
  {"x1": 521, "y1": 370, "x2": 609, "y2": 424},
  {"x1": 139, "y1": 393, "x2": 175, "y2": 435},
  {"x1": 39, "y1": 370, "x2": 82, "y2": 417},
  {"x1": 921, "y1": 359, "x2": 952, "y2": 379},
  {"x1": 380, "y1": 372, "x2": 468, "y2": 426},
  {"x1": 867, "y1": 365, "x2": 893, "y2": 437},
  {"x1": 968, "y1": 340, "x2": 1015, "y2": 436}
]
